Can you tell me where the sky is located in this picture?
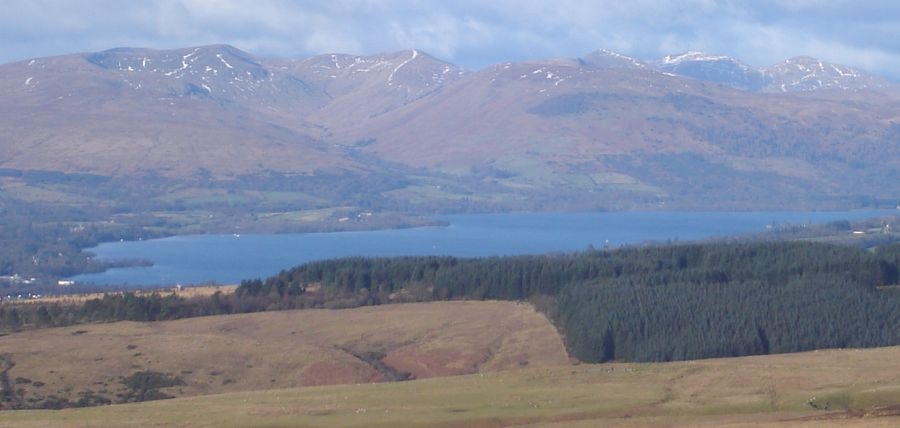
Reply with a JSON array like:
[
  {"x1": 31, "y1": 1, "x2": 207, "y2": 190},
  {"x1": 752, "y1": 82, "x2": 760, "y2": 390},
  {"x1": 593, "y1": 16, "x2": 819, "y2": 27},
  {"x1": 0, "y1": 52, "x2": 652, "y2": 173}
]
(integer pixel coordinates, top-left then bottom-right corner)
[{"x1": 2, "y1": 0, "x2": 900, "y2": 79}]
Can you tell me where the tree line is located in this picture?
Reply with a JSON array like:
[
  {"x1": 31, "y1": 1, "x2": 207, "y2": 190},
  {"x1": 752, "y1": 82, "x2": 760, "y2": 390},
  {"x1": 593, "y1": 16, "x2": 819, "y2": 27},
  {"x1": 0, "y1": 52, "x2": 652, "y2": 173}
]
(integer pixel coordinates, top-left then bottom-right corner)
[{"x1": 0, "y1": 289, "x2": 308, "y2": 331}]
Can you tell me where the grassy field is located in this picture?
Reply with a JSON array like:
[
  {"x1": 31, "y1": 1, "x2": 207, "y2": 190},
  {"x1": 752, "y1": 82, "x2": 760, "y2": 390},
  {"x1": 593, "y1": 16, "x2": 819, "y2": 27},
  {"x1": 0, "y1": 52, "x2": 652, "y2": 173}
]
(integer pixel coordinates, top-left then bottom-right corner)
[
  {"x1": 1, "y1": 345, "x2": 898, "y2": 427},
  {"x1": 0, "y1": 301, "x2": 567, "y2": 409}
]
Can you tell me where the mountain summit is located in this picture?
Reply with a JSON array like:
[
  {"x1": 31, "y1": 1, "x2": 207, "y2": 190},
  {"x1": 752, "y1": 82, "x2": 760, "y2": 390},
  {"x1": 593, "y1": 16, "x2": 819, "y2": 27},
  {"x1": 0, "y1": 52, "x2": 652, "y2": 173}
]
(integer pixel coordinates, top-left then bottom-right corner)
[
  {"x1": 650, "y1": 51, "x2": 769, "y2": 91},
  {"x1": 641, "y1": 50, "x2": 891, "y2": 93},
  {"x1": 763, "y1": 56, "x2": 891, "y2": 92},
  {"x1": 581, "y1": 49, "x2": 646, "y2": 69}
]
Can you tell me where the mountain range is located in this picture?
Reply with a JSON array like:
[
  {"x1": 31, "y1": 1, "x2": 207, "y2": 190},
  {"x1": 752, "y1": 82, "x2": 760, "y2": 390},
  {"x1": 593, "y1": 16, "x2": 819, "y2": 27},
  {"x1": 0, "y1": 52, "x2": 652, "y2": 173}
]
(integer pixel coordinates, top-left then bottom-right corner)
[{"x1": 1, "y1": 45, "x2": 898, "y2": 212}]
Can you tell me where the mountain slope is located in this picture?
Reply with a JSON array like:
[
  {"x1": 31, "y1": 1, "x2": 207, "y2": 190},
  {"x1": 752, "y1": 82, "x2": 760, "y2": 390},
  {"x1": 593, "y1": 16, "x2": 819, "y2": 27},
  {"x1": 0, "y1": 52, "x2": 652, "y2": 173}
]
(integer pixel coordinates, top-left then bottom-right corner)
[
  {"x1": 0, "y1": 45, "x2": 898, "y2": 210},
  {"x1": 764, "y1": 56, "x2": 893, "y2": 92},
  {"x1": 275, "y1": 49, "x2": 464, "y2": 134},
  {"x1": 343, "y1": 57, "x2": 899, "y2": 207},
  {"x1": 646, "y1": 50, "x2": 897, "y2": 94},
  {"x1": 0, "y1": 45, "x2": 355, "y2": 177}
]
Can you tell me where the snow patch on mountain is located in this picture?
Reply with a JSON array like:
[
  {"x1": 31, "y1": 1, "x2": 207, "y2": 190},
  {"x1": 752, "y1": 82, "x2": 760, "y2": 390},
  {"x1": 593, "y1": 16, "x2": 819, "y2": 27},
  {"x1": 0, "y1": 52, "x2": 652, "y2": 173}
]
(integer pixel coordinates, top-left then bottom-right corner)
[
  {"x1": 582, "y1": 49, "x2": 646, "y2": 69},
  {"x1": 644, "y1": 51, "x2": 891, "y2": 93},
  {"x1": 388, "y1": 49, "x2": 418, "y2": 85},
  {"x1": 762, "y1": 56, "x2": 886, "y2": 92},
  {"x1": 661, "y1": 51, "x2": 731, "y2": 65},
  {"x1": 649, "y1": 51, "x2": 767, "y2": 91},
  {"x1": 216, "y1": 53, "x2": 233, "y2": 69}
]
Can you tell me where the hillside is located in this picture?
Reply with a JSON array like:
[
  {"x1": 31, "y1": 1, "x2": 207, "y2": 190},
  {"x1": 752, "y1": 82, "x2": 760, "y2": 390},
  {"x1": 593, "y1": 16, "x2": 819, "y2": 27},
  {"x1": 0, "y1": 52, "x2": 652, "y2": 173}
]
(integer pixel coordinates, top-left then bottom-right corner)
[
  {"x1": 344, "y1": 58, "x2": 900, "y2": 208},
  {"x1": 0, "y1": 301, "x2": 567, "y2": 409},
  {"x1": 0, "y1": 45, "x2": 898, "y2": 214},
  {"x1": 3, "y1": 346, "x2": 899, "y2": 427}
]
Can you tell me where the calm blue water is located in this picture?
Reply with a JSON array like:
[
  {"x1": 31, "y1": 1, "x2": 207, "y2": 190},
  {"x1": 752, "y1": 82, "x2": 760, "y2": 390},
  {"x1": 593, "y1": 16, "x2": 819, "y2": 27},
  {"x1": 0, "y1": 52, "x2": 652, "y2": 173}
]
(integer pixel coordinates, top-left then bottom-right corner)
[{"x1": 71, "y1": 211, "x2": 891, "y2": 286}]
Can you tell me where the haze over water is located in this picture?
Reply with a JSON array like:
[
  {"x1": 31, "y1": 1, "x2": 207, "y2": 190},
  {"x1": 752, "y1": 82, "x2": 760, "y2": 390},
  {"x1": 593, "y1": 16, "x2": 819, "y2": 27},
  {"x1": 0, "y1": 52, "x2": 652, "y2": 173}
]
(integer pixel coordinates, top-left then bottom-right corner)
[{"x1": 72, "y1": 211, "x2": 891, "y2": 286}]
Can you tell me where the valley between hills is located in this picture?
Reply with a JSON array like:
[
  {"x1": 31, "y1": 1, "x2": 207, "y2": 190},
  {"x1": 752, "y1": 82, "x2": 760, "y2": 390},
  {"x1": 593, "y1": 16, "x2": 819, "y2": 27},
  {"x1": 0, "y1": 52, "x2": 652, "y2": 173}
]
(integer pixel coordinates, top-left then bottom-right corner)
[{"x1": 1, "y1": 44, "x2": 900, "y2": 427}]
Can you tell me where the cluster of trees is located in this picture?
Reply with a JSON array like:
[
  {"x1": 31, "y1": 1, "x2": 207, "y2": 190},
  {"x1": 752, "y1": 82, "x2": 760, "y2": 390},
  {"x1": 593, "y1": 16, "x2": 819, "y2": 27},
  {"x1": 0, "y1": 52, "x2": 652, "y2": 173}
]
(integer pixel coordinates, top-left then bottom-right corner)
[
  {"x1": 0, "y1": 285, "x2": 341, "y2": 331},
  {"x1": 2, "y1": 294, "x2": 192, "y2": 330},
  {"x1": 558, "y1": 266, "x2": 898, "y2": 362},
  {"x1": 237, "y1": 241, "x2": 900, "y2": 363}
]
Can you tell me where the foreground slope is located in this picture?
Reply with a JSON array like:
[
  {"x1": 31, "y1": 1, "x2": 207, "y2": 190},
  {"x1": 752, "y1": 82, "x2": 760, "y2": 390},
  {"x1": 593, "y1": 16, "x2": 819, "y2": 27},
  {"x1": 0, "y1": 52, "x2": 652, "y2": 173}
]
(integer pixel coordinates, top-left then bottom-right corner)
[
  {"x1": 3, "y1": 346, "x2": 899, "y2": 427},
  {"x1": 0, "y1": 301, "x2": 567, "y2": 408}
]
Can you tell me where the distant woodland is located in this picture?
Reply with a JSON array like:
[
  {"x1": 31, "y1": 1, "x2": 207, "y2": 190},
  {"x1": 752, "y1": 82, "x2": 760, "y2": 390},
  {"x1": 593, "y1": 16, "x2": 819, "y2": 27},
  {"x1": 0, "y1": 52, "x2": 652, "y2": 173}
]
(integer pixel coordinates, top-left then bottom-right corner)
[
  {"x1": 0, "y1": 202, "x2": 157, "y2": 288},
  {"x1": 3, "y1": 241, "x2": 899, "y2": 364}
]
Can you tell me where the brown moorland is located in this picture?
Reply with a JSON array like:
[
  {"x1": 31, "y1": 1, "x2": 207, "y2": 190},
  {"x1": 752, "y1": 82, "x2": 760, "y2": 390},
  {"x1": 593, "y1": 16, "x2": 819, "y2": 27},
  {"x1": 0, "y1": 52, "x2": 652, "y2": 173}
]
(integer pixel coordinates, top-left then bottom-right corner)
[
  {"x1": 1, "y1": 345, "x2": 898, "y2": 427},
  {"x1": 0, "y1": 300, "x2": 568, "y2": 408}
]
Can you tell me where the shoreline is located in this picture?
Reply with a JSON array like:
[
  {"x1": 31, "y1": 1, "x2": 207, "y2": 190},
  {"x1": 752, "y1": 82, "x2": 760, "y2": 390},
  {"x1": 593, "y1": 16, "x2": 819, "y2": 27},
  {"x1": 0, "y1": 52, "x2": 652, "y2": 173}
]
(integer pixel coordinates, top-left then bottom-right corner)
[{"x1": 66, "y1": 211, "x2": 900, "y2": 290}]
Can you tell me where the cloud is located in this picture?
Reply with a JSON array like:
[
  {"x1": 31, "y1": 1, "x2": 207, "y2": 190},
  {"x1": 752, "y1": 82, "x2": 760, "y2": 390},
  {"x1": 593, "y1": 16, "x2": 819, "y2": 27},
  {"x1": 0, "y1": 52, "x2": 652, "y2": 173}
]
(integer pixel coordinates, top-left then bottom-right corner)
[{"x1": 0, "y1": 0, "x2": 898, "y2": 80}]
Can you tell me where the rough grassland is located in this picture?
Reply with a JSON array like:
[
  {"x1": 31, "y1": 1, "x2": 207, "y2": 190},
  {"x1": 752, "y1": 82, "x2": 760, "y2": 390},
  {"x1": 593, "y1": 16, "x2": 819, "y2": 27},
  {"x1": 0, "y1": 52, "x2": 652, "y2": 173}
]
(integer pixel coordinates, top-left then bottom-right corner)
[
  {"x1": 0, "y1": 301, "x2": 568, "y2": 407},
  {"x1": 2, "y1": 346, "x2": 899, "y2": 427}
]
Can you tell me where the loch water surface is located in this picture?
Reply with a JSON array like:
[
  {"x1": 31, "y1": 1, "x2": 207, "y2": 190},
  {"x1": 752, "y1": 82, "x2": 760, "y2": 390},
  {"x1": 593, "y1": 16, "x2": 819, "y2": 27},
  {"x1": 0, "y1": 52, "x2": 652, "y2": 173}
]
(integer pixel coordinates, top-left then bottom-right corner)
[{"x1": 71, "y1": 210, "x2": 890, "y2": 286}]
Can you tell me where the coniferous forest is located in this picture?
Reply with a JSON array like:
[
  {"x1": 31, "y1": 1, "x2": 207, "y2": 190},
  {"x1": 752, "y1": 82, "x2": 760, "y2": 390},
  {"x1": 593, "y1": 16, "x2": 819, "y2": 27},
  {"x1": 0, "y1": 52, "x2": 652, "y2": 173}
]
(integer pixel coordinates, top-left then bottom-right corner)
[
  {"x1": 3, "y1": 241, "x2": 899, "y2": 363},
  {"x1": 237, "y1": 241, "x2": 900, "y2": 362}
]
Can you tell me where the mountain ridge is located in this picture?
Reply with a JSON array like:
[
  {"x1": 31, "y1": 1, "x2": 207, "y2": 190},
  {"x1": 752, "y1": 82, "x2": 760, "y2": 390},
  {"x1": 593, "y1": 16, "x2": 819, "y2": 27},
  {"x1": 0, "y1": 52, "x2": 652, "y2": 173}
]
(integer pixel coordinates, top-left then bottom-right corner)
[
  {"x1": 9, "y1": 44, "x2": 895, "y2": 92},
  {"x1": 0, "y1": 44, "x2": 897, "y2": 211}
]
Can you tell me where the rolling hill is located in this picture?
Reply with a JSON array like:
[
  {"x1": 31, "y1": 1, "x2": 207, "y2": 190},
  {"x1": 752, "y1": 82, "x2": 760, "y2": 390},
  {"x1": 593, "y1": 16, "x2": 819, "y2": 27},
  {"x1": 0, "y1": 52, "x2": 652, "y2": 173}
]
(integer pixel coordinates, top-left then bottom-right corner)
[{"x1": 0, "y1": 301, "x2": 567, "y2": 410}]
